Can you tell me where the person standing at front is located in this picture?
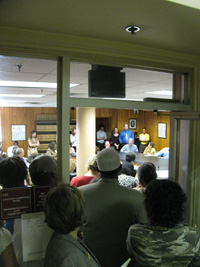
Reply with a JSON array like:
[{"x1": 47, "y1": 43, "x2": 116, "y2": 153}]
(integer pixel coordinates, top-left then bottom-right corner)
[{"x1": 139, "y1": 127, "x2": 150, "y2": 153}]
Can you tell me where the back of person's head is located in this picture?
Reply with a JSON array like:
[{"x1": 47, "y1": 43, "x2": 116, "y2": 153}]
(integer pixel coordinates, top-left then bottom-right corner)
[
  {"x1": 16, "y1": 147, "x2": 24, "y2": 156},
  {"x1": 137, "y1": 162, "x2": 157, "y2": 187},
  {"x1": 48, "y1": 142, "x2": 56, "y2": 151},
  {"x1": 97, "y1": 148, "x2": 121, "y2": 178},
  {"x1": 119, "y1": 166, "x2": 132, "y2": 176},
  {"x1": 86, "y1": 155, "x2": 98, "y2": 172},
  {"x1": 44, "y1": 184, "x2": 84, "y2": 234},
  {"x1": 0, "y1": 156, "x2": 27, "y2": 187},
  {"x1": 14, "y1": 141, "x2": 19, "y2": 146},
  {"x1": 126, "y1": 152, "x2": 136, "y2": 162},
  {"x1": 29, "y1": 155, "x2": 57, "y2": 187},
  {"x1": 145, "y1": 179, "x2": 186, "y2": 228}
]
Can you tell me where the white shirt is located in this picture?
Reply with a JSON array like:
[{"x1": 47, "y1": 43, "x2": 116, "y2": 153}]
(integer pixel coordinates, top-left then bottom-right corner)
[{"x1": 0, "y1": 227, "x2": 12, "y2": 255}]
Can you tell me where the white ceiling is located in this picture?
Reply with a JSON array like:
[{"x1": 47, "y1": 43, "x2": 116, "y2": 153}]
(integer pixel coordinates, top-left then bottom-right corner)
[
  {"x1": 0, "y1": 0, "x2": 200, "y2": 55},
  {"x1": 0, "y1": 56, "x2": 173, "y2": 107},
  {"x1": 1, "y1": 0, "x2": 197, "y2": 107}
]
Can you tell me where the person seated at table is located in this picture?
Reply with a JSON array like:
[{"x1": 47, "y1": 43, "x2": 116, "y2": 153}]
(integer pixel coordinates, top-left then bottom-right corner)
[
  {"x1": 15, "y1": 147, "x2": 29, "y2": 168},
  {"x1": 134, "y1": 162, "x2": 157, "y2": 193},
  {"x1": 127, "y1": 179, "x2": 200, "y2": 266},
  {"x1": 118, "y1": 167, "x2": 138, "y2": 188},
  {"x1": 122, "y1": 152, "x2": 136, "y2": 177},
  {"x1": 143, "y1": 142, "x2": 156, "y2": 155},
  {"x1": 70, "y1": 155, "x2": 99, "y2": 187},
  {"x1": 120, "y1": 138, "x2": 138, "y2": 153},
  {"x1": 155, "y1": 147, "x2": 169, "y2": 159},
  {"x1": 44, "y1": 185, "x2": 100, "y2": 267},
  {"x1": 105, "y1": 140, "x2": 111, "y2": 148},
  {"x1": 46, "y1": 142, "x2": 57, "y2": 160}
]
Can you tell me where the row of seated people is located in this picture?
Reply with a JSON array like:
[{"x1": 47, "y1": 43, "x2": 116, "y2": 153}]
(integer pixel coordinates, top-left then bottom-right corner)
[{"x1": 0, "y1": 149, "x2": 198, "y2": 267}]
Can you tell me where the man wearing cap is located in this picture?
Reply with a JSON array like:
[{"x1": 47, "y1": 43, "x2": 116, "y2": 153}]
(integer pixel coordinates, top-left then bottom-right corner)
[{"x1": 79, "y1": 148, "x2": 146, "y2": 267}]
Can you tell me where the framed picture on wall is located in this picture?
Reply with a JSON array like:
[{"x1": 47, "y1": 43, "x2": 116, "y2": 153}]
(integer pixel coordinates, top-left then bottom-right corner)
[
  {"x1": 129, "y1": 119, "x2": 137, "y2": 129},
  {"x1": 158, "y1": 123, "x2": 167, "y2": 139},
  {"x1": 11, "y1": 124, "x2": 26, "y2": 141}
]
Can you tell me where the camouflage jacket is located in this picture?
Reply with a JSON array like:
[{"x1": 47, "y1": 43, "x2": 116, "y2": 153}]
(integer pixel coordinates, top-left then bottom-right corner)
[{"x1": 127, "y1": 223, "x2": 200, "y2": 266}]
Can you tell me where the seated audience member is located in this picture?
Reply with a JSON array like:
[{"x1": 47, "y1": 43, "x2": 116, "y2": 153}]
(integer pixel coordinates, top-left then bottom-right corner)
[
  {"x1": 7, "y1": 141, "x2": 19, "y2": 157},
  {"x1": 44, "y1": 185, "x2": 100, "y2": 267},
  {"x1": 118, "y1": 167, "x2": 138, "y2": 188},
  {"x1": 15, "y1": 148, "x2": 29, "y2": 168},
  {"x1": 104, "y1": 140, "x2": 110, "y2": 148},
  {"x1": 70, "y1": 155, "x2": 99, "y2": 187},
  {"x1": 46, "y1": 142, "x2": 57, "y2": 160},
  {"x1": 0, "y1": 220, "x2": 18, "y2": 267},
  {"x1": 120, "y1": 138, "x2": 138, "y2": 153},
  {"x1": 79, "y1": 148, "x2": 146, "y2": 267},
  {"x1": 29, "y1": 155, "x2": 57, "y2": 187},
  {"x1": 122, "y1": 152, "x2": 136, "y2": 177},
  {"x1": 155, "y1": 147, "x2": 169, "y2": 159},
  {"x1": 143, "y1": 142, "x2": 156, "y2": 155},
  {"x1": 135, "y1": 162, "x2": 157, "y2": 193},
  {"x1": 127, "y1": 179, "x2": 200, "y2": 266}
]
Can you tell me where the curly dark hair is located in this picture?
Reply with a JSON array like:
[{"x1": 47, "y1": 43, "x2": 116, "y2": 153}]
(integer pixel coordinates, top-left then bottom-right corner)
[
  {"x1": 44, "y1": 184, "x2": 84, "y2": 234},
  {"x1": 0, "y1": 156, "x2": 27, "y2": 187},
  {"x1": 144, "y1": 179, "x2": 186, "y2": 228}
]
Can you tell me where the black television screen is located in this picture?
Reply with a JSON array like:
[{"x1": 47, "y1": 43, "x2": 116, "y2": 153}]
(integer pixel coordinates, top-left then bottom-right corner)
[{"x1": 88, "y1": 65, "x2": 125, "y2": 98}]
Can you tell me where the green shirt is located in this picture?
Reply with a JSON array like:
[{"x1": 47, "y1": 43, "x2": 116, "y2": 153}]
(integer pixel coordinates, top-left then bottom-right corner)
[{"x1": 127, "y1": 223, "x2": 200, "y2": 266}]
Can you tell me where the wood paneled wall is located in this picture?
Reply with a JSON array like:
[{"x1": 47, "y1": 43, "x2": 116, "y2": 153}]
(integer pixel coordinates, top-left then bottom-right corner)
[
  {"x1": 1, "y1": 107, "x2": 169, "y2": 157},
  {"x1": 1, "y1": 107, "x2": 57, "y2": 157},
  {"x1": 71, "y1": 108, "x2": 170, "y2": 152}
]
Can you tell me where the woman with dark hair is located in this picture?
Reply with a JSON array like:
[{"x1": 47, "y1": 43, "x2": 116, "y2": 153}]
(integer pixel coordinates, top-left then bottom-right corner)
[
  {"x1": 127, "y1": 180, "x2": 200, "y2": 266},
  {"x1": 143, "y1": 142, "x2": 156, "y2": 155},
  {"x1": 28, "y1": 130, "x2": 40, "y2": 162},
  {"x1": 44, "y1": 185, "x2": 100, "y2": 267},
  {"x1": 110, "y1": 127, "x2": 120, "y2": 150},
  {"x1": 0, "y1": 156, "x2": 27, "y2": 188},
  {"x1": 46, "y1": 142, "x2": 57, "y2": 160}
]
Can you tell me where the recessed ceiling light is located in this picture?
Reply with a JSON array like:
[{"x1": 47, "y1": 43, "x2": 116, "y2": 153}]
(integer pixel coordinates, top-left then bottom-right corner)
[
  {"x1": 145, "y1": 91, "x2": 172, "y2": 96},
  {"x1": 0, "y1": 81, "x2": 80, "y2": 88},
  {"x1": 0, "y1": 94, "x2": 44, "y2": 98},
  {"x1": 125, "y1": 25, "x2": 141, "y2": 35}
]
